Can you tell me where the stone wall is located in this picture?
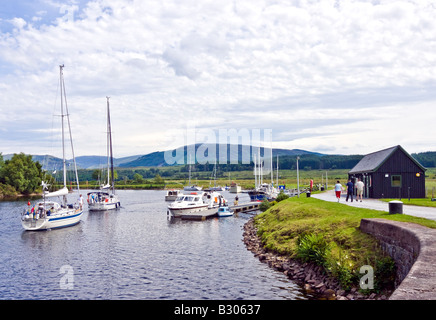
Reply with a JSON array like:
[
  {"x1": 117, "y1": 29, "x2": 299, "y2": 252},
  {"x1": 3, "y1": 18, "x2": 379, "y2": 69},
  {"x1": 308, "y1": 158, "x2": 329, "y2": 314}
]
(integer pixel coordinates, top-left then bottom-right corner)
[{"x1": 360, "y1": 218, "x2": 436, "y2": 300}]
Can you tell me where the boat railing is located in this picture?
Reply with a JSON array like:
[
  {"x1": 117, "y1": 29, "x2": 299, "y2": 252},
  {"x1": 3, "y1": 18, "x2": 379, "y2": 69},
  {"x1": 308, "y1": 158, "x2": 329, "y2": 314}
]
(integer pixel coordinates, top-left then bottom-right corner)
[{"x1": 21, "y1": 208, "x2": 47, "y2": 221}]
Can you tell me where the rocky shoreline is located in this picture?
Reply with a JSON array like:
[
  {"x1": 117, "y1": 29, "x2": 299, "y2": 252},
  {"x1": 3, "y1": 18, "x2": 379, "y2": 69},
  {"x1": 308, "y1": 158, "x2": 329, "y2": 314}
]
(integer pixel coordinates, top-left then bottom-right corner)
[{"x1": 242, "y1": 218, "x2": 390, "y2": 300}]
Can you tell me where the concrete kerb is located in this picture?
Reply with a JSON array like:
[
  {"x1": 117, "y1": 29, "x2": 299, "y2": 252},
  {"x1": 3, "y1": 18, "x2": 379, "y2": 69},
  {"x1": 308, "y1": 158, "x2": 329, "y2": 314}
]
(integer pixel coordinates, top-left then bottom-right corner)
[{"x1": 360, "y1": 218, "x2": 436, "y2": 300}]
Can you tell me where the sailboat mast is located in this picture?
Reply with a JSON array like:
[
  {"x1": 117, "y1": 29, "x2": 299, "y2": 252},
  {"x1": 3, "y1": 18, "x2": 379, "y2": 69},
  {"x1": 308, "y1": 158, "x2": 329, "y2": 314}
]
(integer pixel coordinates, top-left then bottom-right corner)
[
  {"x1": 270, "y1": 131, "x2": 273, "y2": 185},
  {"x1": 188, "y1": 155, "x2": 192, "y2": 185},
  {"x1": 60, "y1": 65, "x2": 67, "y2": 190},
  {"x1": 276, "y1": 155, "x2": 279, "y2": 188},
  {"x1": 106, "y1": 98, "x2": 110, "y2": 189},
  {"x1": 60, "y1": 65, "x2": 80, "y2": 194},
  {"x1": 254, "y1": 154, "x2": 257, "y2": 189},
  {"x1": 107, "y1": 96, "x2": 115, "y2": 194}
]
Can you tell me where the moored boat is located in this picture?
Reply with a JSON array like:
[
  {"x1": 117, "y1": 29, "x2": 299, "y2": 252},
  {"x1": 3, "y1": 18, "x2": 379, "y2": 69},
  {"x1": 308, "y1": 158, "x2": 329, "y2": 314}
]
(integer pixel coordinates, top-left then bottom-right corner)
[
  {"x1": 217, "y1": 206, "x2": 233, "y2": 217},
  {"x1": 165, "y1": 189, "x2": 182, "y2": 201},
  {"x1": 88, "y1": 97, "x2": 120, "y2": 212},
  {"x1": 167, "y1": 191, "x2": 227, "y2": 218},
  {"x1": 21, "y1": 65, "x2": 83, "y2": 231},
  {"x1": 229, "y1": 182, "x2": 241, "y2": 193},
  {"x1": 248, "y1": 183, "x2": 278, "y2": 202},
  {"x1": 22, "y1": 198, "x2": 83, "y2": 231},
  {"x1": 87, "y1": 191, "x2": 120, "y2": 211}
]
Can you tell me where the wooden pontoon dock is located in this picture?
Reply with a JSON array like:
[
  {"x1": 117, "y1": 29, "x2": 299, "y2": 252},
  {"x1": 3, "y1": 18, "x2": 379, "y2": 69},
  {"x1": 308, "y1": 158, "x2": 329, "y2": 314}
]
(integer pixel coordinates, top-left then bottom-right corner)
[{"x1": 179, "y1": 202, "x2": 261, "y2": 221}]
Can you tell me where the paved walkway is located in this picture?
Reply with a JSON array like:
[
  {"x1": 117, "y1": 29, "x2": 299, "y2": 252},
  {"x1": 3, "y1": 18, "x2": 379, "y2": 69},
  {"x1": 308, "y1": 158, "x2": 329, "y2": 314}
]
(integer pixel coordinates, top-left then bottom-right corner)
[{"x1": 311, "y1": 190, "x2": 436, "y2": 221}]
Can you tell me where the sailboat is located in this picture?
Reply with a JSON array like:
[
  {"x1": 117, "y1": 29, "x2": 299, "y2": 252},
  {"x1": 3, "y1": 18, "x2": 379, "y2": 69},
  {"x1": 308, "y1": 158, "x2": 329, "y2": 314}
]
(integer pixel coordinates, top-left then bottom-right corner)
[
  {"x1": 87, "y1": 97, "x2": 121, "y2": 211},
  {"x1": 248, "y1": 149, "x2": 278, "y2": 202},
  {"x1": 183, "y1": 155, "x2": 202, "y2": 191},
  {"x1": 21, "y1": 65, "x2": 83, "y2": 231}
]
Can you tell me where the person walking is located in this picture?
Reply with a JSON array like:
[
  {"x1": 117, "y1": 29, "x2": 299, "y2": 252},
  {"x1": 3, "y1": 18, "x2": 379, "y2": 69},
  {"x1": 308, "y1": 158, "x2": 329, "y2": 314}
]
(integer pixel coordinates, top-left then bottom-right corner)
[
  {"x1": 346, "y1": 179, "x2": 354, "y2": 202},
  {"x1": 334, "y1": 181, "x2": 343, "y2": 202},
  {"x1": 234, "y1": 195, "x2": 239, "y2": 206},
  {"x1": 355, "y1": 178, "x2": 365, "y2": 202}
]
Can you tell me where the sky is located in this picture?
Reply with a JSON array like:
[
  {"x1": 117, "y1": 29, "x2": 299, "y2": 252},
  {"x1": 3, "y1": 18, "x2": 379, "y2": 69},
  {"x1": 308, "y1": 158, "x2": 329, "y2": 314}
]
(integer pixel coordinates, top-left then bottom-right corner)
[{"x1": 1, "y1": 0, "x2": 435, "y2": 159}]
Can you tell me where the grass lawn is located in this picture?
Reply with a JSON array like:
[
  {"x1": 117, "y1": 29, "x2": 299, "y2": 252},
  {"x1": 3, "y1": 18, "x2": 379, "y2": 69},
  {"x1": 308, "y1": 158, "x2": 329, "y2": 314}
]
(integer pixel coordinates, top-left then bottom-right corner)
[{"x1": 254, "y1": 196, "x2": 436, "y2": 291}]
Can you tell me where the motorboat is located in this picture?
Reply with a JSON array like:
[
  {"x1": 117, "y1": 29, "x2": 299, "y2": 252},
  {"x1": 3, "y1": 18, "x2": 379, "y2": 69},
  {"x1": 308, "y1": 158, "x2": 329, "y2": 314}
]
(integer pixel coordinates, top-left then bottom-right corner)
[
  {"x1": 165, "y1": 189, "x2": 183, "y2": 201},
  {"x1": 217, "y1": 206, "x2": 233, "y2": 217},
  {"x1": 167, "y1": 191, "x2": 227, "y2": 218},
  {"x1": 21, "y1": 65, "x2": 83, "y2": 231},
  {"x1": 229, "y1": 182, "x2": 241, "y2": 193}
]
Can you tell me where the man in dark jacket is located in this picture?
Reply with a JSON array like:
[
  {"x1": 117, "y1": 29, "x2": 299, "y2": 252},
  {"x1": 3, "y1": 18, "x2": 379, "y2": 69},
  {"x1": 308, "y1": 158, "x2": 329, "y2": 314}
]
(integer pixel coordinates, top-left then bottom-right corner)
[{"x1": 346, "y1": 179, "x2": 354, "y2": 202}]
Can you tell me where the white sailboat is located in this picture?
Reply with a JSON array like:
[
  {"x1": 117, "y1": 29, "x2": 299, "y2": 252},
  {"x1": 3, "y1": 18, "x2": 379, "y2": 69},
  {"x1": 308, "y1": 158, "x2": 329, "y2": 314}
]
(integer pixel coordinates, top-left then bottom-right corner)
[
  {"x1": 21, "y1": 65, "x2": 83, "y2": 231},
  {"x1": 183, "y1": 156, "x2": 202, "y2": 191},
  {"x1": 248, "y1": 149, "x2": 278, "y2": 202},
  {"x1": 87, "y1": 97, "x2": 121, "y2": 211}
]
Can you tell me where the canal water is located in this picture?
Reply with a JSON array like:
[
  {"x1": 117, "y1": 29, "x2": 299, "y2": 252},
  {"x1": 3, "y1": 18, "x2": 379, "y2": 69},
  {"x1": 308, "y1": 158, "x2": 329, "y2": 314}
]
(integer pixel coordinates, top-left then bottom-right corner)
[{"x1": 0, "y1": 190, "x2": 310, "y2": 300}]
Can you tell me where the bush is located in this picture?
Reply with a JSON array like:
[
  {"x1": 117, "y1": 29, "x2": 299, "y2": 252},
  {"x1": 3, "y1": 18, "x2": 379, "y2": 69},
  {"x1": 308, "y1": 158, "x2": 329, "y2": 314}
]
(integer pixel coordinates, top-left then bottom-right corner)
[
  {"x1": 259, "y1": 200, "x2": 272, "y2": 212},
  {"x1": 296, "y1": 233, "x2": 330, "y2": 267},
  {"x1": 375, "y1": 257, "x2": 396, "y2": 291},
  {"x1": 276, "y1": 191, "x2": 289, "y2": 202},
  {"x1": 328, "y1": 250, "x2": 356, "y2": 290},
  {"x1": 0, "y1": 183, "x2": 18, "y2": 198}
]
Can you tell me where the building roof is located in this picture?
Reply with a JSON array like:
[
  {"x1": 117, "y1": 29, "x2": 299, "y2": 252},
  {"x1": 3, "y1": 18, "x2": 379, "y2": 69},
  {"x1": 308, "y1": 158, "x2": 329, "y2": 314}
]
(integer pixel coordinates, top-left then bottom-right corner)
[{"x1": 348, "y1": 145, "x2": 426, "y2": 174}]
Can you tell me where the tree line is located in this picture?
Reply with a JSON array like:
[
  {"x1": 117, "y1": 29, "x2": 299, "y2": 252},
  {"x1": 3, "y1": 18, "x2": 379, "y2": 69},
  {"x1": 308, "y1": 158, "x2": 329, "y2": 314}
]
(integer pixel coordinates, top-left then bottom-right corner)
[
  {"x1": 412, "y1": 152, "x2": 436, "y2": 168},
  {"x1": 1, "y1": 151, "x2": 434, "y2": 197},
  {"x1": 0, "y1": 153, "x2": 43, "y2": 197}
]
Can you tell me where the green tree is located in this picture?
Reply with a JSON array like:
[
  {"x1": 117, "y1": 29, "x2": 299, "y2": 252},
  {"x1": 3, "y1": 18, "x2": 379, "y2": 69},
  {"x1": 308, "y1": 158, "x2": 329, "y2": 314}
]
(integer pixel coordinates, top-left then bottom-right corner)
[
  {"x1": 1, "y1": 153, "x2": 43, "y2": 194},
  {"x1": 154, "y1": 174, "x2": 164, "y2": 185},
  {"x1": 92, "y1": 169, "x2": 101, "y2": 181},
  {"x1": 133, "y1": 173, "x2": 144, "y2": 184}
]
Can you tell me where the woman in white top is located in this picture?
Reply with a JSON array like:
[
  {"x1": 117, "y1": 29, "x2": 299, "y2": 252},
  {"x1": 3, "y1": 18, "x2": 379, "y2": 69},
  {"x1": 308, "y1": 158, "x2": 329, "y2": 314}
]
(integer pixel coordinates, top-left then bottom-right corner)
[{"x1": 334, "y1": 181, "x2": 343, "y2": 202}]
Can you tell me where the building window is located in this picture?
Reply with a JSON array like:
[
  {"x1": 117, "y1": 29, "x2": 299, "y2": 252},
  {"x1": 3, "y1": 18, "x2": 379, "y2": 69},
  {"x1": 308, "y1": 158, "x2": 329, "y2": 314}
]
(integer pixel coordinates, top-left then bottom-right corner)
[{"x1": 391, "y1": 175, "x2": 402, "y2": 188}]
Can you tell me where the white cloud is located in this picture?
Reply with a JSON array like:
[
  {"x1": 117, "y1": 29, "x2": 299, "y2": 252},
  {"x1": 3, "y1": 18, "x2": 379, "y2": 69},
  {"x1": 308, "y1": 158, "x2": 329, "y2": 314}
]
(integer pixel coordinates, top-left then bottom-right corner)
[
  {"x1": 0, "y1": 0, "x2": 436, "y2": 157},
  {"x1": 9, "y1": 17, "x2": 27, "y2": 29}
]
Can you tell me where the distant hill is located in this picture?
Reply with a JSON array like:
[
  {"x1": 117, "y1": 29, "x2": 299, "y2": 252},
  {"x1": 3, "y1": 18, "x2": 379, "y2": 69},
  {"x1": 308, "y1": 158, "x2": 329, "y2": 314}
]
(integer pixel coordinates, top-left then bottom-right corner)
[
  {"x1": 2, "y1": 145, "x2": 322, "y2": 169},
  {"x1": 4, "y1": 148, "x2": 433, "y2": 170},
  {"x1": 2, "y1": 153, "x2": 143, "y2": 170},
  {"x1": 118, "y1": 144, "x2": 323, "y2": 168}
]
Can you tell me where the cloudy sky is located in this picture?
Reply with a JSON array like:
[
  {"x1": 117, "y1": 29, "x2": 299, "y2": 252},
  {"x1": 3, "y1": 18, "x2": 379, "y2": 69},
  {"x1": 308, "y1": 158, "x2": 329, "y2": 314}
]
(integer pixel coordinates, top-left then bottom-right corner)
[{"x1": 1, "y1": 0, "x2": 435, "y2": 159}]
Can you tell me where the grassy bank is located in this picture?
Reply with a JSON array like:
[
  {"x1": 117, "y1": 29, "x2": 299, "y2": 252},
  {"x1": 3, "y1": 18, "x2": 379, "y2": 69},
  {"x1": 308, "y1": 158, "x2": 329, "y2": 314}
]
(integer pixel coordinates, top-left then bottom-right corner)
[{"x1": 254, "y1": 196, "x2": 436, "y2": 292}]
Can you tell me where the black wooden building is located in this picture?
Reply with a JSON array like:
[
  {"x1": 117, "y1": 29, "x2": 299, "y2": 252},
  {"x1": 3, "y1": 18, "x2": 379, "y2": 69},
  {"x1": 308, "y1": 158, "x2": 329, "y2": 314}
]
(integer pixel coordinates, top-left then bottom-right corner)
[{"x1": 348, "y1": 145, "x2": 426, "y2": 199}]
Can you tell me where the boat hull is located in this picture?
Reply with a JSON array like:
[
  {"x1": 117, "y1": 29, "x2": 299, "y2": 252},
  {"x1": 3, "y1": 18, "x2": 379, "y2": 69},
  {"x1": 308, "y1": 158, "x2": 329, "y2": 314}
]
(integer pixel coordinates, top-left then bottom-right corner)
[
  {"x1": 217, "y1": 210, "x2": 233, "y2": 217},
  {"x1": 168, "y1": 204, "x2": 210, "y2": 217},
  {"x1": 22, "y1": 209, "x2": 83, "y2": 231},
  {"x1": 217, "y1": 213, "x2": 233, "y2": 217},
  {"x1": 88, "y1": 199, "x2": 121, "y2": 211},
  {"x1": 87, "y1": 192, "x2": 121, "y2": 211},
  {"x1": 248, "y1": 192, "x2": 270, "y2": 202},
  {"x1": 229, "y1": 185, "x2": 241, "y2": 193}
]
